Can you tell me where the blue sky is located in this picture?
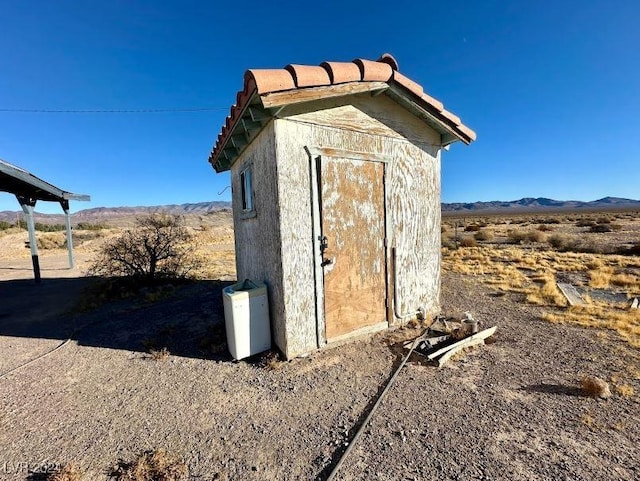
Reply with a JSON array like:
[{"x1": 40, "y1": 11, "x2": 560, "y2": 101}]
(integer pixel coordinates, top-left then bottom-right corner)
[{"x1": 0, "y1": 0, "x2": 638, "y2": 214}]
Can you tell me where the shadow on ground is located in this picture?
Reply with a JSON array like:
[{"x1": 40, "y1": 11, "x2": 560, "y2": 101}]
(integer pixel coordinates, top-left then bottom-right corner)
[
  {"x1": 521, "y1": 382, "x2": 584, "y2": 397},
  {"x1": 0, "y1": 276, "x2": 236, "y2": 361}
]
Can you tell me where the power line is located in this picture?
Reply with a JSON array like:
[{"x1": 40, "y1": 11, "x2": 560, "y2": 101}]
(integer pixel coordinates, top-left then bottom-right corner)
[{"x1": 0, "y1": 106, "x2": 229, "y2": 114}]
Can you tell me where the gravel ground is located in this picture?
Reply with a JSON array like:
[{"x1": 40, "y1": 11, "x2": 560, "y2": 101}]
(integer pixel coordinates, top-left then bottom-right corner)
[{"x1": 1, "y1": 272, "x2": 639, "y2": 480}]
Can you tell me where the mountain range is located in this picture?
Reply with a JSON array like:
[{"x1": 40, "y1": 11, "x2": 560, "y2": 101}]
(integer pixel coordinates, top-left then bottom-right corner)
[
  {"x1": 441, "y1": 196, "x2": 640, "y2": 213},
  {"x1": 1, "y1": 197, "x2": 639, "y2": 224}
]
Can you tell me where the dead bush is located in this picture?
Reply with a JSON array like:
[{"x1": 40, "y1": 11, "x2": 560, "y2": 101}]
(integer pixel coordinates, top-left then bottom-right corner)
[
  {"x1": 37, "y1": 234, "x2": 66, "y2": 250},
  {"x1": 581, "y1": 376, "x2": 612, "y2": 398},
  {"x1": 590, "y1": 224, "x2": 613, "y2": 233},
  {"x1": 537, "y1": 224, "x2": 554, "y2": 232},
  {"x1": 508, "y1": 229, "x2": 545, "y2": 244},
  {"x1": 464, "y1": 224, "x2": 482, "y2": 232},
  {"x1": 473, "y1": 229, "x2": 494, "y2": 242},
  {"x1": 576, "y1": 219, "x2": 596, "y2": 228},
  {"x1": 111, "y1": 449, "x2": 188, "y2": 481},
  {"x1": 459, "y1": 237, "x2": 477, "y2": 247},
  {"x1": 149, "y1": 347, "x2": 170, "y2": 361},
  {"x1": 47, "y1": 463, "x2": 83, "y2": 481},
  {"x1": 89, "y1": 213, "x2": 202, "y2": 281}
]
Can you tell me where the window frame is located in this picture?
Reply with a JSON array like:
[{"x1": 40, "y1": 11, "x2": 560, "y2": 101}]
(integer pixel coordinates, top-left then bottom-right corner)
[{"x1": 239, "y1": 164, "x2": 256, "y2": 219}]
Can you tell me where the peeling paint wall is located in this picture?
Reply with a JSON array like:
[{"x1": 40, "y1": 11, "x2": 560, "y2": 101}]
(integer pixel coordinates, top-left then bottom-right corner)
[
  {"x1": 230, "y1": 121, "x2": 288, "y2": 354},
  {"x1": 273, "y1": 93, "x2": 442, "y2": 358}
]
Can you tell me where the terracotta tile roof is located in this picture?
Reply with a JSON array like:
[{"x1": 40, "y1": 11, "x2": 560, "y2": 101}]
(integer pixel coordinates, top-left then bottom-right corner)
[{"x1": 209, "y1": 53, "x2": 475, "y2": 172}]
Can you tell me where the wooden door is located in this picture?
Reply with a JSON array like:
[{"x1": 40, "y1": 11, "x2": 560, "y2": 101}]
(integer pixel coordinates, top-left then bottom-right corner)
[{"x1": 319, "y1": 157, "x2": 387, "y2": 341}]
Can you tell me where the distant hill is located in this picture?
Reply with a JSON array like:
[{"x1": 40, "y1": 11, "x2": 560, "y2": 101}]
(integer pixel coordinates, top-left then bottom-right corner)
[
  {"x1": 1, "y1": 197, "x2": 639, "y2": 225},
  {"x1": 0, "y1": 201, "x2": 232, "y2": 225},
  {"x1": 441, "y1": 197, "x2": 640, "y2": 213}
]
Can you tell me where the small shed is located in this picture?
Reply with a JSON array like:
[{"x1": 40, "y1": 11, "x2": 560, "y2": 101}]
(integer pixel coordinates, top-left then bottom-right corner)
[{"x1": 208, "y1": 54, "x2": 475, "y2": 359}]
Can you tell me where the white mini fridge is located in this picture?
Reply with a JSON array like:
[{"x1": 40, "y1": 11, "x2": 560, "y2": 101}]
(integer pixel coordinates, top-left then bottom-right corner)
[{"x1": 222, "y1": 279, "x2": 271, "y2": 360}]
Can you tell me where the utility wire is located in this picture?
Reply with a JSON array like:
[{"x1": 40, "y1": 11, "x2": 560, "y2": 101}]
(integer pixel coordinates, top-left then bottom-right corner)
[{"x1": 0, "y1": 106, "x2": 229, "y2": 114}]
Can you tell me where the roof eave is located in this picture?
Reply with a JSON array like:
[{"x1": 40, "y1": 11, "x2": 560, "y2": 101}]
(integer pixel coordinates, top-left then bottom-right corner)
[
  {"x1": 0, "y1": 159, "x2": 90, "y2": 203},
  {"x1": 209, "y1": 80, "x2": 475, "y2": 172}
]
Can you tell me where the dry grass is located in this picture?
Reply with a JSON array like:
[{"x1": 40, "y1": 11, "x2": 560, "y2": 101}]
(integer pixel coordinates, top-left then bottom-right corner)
[
  {"x1": 111, "y1": 449, "x2": 188, "y2": 481},
  {"x1": 526, "y1": 273, "x2": 567, "y2": 307},
  {"x1": 149, "y1": 347, "x2": 170, "y2": 361},
  {"x1": 474, "y1": 229, "x2": 494, "y2": 242},
  {"x1": 443, "y1": 241, "x2": 640, "y2": 346},
  {"x1": 614, "y1": 384, "x2": 635, "y2": 397},
  {"x1": 48, "y1": 463, "x2": 83, "y2": 481},
  {"x1": 543, "y1": 303, "x2": 640, "y2": 347}
]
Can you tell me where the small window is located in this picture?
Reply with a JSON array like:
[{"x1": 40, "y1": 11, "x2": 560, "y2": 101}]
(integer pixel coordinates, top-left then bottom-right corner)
[{"x1": 240, "y1": 167, "x2": 253, "y2": 212}]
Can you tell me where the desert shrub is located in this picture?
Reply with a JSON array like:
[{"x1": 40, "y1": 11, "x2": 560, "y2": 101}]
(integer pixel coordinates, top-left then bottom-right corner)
[
  {"x1": 76, "y1": 222, "x2": 109, "y2": 230},
  {"x1": 34, "y1": 223, "x2": 66, "y2": 232},
  {"x1": 474, "y1": 229, "x2": 494, "y2": 242},
  {"x1": 508, "y1": 229, "x2": 546, "y2": 244},
  {"x1": 590, "y1": 223, "x2": 612, "y2": 233},
  {"x1": 548, "y1": 234, "x2": 568, "y2": 250},
  {"x1": 459, "y1": 237, "x2": 477, "y2": 247},
  {"x1": 71, "y1": 230, "x2": 104, "y2": 245},
  {"x1": 626, "y1": 243, "x2": 640, "y2": 256},
  {"x1": 89, "y1": 213, "x2": 202, "y2": 281},
  {"x1": 111, "y1": 449, "x2": 188, "y2": 481},
  {"x1": 576, "y1": 219, "x2": 596, "y2": 228},
  {"x1": 537, "y1": 224, "x2": 554, "y2": 232},
  {"x1": 37, "y1": 234, "x2": 66, "y2": 250},
  {"x1": 539, "y1": 218, "x2": 561, "y2": 224},
  {"x1": 0, "y1": 220, "x2": 11, "y2": 230},
  {"x1": 596, "y1": 217, "x2": 612, "y2": 224},
  {"x1": 464, "y1": 224, "x2": 482, "y2": 232}
]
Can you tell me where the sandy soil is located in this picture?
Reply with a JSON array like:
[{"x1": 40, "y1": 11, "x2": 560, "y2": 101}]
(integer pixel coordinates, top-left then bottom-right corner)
[
  {"x1": 1, "y1": 270, "x2": 638, "y2": 480},
  {"x1": 1, "y1": 212, "x2": 639, "y2": 480}
]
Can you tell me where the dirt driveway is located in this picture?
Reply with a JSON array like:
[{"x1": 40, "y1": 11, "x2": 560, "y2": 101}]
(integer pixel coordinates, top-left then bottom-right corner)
[{"x1": 1, "y1": 271, "x2": 639, "y2": 480}]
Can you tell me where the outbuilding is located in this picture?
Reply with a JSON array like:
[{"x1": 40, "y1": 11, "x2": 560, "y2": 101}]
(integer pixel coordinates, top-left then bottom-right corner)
[{"x1": 208, "y1": 53, "x2": 475, "y2": 359}]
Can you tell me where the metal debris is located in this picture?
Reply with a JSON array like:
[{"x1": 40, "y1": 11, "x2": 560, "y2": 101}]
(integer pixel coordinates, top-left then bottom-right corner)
[
  {"x1": 405, "y1": 314, "x2": 496, "y2": 367},
  {"x1": 557, "y1": 282, "x2": 585, "y2": 306}
]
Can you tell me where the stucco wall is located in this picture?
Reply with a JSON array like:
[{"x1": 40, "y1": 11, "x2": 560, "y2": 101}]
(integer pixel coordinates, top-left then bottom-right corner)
[
  {"x1": 230, "y1": 121, "x2": 288, "y2": 354},
  {"x1": 273, "y1": 94, "x2": 442, "y2": 358}
]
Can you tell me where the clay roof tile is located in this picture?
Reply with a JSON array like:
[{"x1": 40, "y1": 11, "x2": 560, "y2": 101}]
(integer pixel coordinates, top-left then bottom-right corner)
[
  {"x1": 285, "y1": 64, "x2": 332, "y2": 88},
  {"x1": 439, "y1": 108, "x2": 461, "y2": 126},
  {"x1": 392, "y1": 71, "x2": 424, "y2": 97},
  {"x1": 209, "y1": 54, "x2": 475, "y2": 171},
  {"x1": 245, "y1": 69, "x2": 296, "y2": 94},
  {"x1": 353, "y1": 58, "x2": 393, "y2": 82},
  {"x1": 457, "y1": 124, "x2": 477, "y2": 142},
  {"x1": 320, "y1": 61, "x2": 362, "y2": 84},
  {"x1": 420, "y1": 92, "x2": 444, "y2": 112},
  {"x1": 376, "y1": 53, "x2": 399, "y2": 71}
]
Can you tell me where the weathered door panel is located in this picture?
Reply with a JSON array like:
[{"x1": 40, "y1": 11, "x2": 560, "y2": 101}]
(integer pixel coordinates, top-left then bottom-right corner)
[{"x1": 320, "y1": 157, "x2": 387, "y2": 341}]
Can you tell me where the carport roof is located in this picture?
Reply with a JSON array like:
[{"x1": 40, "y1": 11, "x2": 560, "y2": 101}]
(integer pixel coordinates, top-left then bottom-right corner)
[{"x1": 0, "y1": 158, "x2": 90, "y2": 204}]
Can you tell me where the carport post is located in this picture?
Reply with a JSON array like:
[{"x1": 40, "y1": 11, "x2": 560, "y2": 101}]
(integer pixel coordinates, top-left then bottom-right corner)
[
  {"x1": 17, "y1": 196, "x2": 41, "y2": 283},
  {"x1": 61, "y1": 200, "x2": 74, "y2": 268}
]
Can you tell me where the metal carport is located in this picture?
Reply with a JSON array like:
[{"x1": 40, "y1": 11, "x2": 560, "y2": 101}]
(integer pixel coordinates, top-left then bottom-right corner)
[{"x1": 0, "y1": 158, "x2": 90, "y2": 283}]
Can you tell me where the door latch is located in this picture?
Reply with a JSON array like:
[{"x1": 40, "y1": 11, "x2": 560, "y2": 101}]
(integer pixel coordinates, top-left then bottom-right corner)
[
  {"x1": 319, "y1": 235, "x2": 329, "y2": 253},
  {"x1": 319, "y1": 236, "x2": 332, "y2": 266}
]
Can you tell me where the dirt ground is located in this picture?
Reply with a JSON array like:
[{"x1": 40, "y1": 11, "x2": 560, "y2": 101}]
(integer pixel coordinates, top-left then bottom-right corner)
[
  {"x1": 1, "y1": 211, "x2": 639, "y2": 480},
  {"x1": 1, "y1": 268, "x2": 639, "y2": 480}
]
